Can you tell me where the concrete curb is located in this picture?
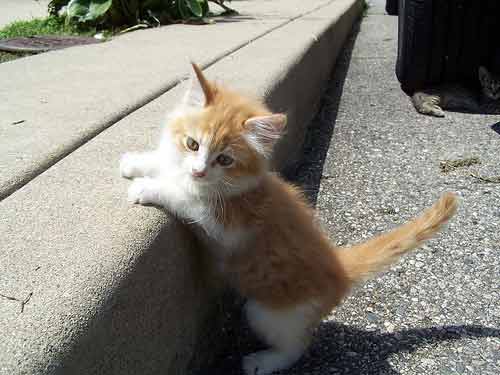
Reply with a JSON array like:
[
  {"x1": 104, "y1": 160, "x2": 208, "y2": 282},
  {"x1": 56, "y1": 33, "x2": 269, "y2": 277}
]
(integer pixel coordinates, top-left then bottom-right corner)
[{"x1": 0, "y1": 1, "x2": 362, "y2": 374}]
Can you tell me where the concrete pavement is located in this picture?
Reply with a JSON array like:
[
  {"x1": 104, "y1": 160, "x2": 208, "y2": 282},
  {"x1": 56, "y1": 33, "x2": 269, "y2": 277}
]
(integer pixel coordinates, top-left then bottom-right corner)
[
  {"x1": 0, "y1": 0, "x2": 363, "y2": 374},
  {"x1": 0, "y1": 1, "x2": 50, "y2": 28},
  {"x1": 366, "y1": 0, "x2": 387, "y2": 13}
]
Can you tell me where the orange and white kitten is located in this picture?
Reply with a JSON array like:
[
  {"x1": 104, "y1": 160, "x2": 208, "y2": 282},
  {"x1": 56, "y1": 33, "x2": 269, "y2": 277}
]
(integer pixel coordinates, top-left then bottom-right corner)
[{"x1": 120, "y1": 63, "x2": 458, "y2": 375}]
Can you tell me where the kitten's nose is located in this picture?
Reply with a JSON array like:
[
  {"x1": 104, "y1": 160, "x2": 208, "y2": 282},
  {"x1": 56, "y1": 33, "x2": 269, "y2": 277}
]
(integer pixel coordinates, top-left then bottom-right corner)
[{"x1": 192, "y1": 169, "x2": 206, "y2": 178}]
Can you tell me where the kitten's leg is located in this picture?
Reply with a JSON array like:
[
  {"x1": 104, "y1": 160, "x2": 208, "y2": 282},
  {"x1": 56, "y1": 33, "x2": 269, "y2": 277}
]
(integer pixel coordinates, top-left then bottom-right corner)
[
  {"x1": 242, "y1": 300, "x2": 318, "y2": 375},
  {"x1": 127, "y1": 177, "x2": 200, "y2": 221},
  {"x1": 120, "y1": 151, "x2": 161, "y2": 179},
  {"x1": 412, "y1": 92, "x2": 445, "y2": 117}
]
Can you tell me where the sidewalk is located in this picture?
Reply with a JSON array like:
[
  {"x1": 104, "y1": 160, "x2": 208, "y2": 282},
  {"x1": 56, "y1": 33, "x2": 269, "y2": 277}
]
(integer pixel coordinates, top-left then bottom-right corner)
[
  {"x1": 203, "y1": 4, "x2": 500, "y2": 374},
  {"x1": 0, "y1": 0, "x2": 50, "y2": 28}
]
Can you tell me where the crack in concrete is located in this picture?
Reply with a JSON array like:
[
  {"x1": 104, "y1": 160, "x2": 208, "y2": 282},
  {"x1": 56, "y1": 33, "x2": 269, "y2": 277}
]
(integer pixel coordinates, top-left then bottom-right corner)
[{"x1": 0, "y1": 291, "x2": 33, "y2": 313}]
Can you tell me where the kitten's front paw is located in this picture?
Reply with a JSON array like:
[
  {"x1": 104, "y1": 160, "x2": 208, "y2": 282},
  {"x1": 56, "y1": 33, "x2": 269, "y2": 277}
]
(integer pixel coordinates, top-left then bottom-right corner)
[
  {"x1": 120, "y1": 153, "x2": 142, "y2": 179},
  {"x1": 429, "y1": 105, "x2": 445, "y2": 117},
  {"x1": 127, "y1": 178, "x2": 155, "y2": 205}
]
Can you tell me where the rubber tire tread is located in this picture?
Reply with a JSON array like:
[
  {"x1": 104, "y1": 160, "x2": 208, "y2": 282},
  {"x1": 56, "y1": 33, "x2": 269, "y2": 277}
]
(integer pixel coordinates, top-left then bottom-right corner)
[
  {"x1": 385, "y1": 0, "x2": 398, "y2": 15},
  {"x1": 396, "y1": 0, "x2": 432, "y2": 91},
  {"x1": 396, "y1": 0, "x2": 500, "y2": 92}
]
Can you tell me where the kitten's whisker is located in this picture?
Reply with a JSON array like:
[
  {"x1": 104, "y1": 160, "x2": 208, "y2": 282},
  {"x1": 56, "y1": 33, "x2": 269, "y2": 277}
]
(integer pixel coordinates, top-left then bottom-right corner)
[
  {"x1": 222, "y1": 177, "x2": 238, "y2": 192},
  {"x1": 222, "y1": 176, "x2": 235, "y2": 185},
  {"x1": 216, "y1": 188, "x2": 225, "y2": 223},
  {"x1": 187, "y1": 216, "x2": 205, "y2": 224}
]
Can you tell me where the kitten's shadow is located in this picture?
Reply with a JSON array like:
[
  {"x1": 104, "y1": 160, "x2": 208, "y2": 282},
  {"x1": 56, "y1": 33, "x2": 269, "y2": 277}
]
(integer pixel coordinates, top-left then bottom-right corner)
[
  {"x1": 300, "y1": 322, "x2": 500, "y2": 374},
  {"x1": 199, "y1": 310, "x2": 500, "y2": 375}
]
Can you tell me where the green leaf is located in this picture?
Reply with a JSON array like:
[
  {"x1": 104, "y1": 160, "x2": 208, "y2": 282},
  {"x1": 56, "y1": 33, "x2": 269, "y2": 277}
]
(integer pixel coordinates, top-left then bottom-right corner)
[
  {"x1": 67, "y1": 0, "x2": 113, "y2": 22},
  {"x1": 186, "y1": 0, "x2": 202, "y2": 18},
  {"x1": 177, "y1": 0, "x2": 189, "y2": 19},
  {"x1": 143, "y1": 0, "x2": 173, "y2": 11},
  {"x1": 199, "y1": 0, "x2": 209, "y2": 16}
]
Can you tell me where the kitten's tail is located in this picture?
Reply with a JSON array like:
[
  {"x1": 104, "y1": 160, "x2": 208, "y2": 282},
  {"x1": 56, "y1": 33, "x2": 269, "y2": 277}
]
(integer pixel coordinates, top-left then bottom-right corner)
[{"x1": 337, "y1": 193, "x2": 458, "y2": 283}]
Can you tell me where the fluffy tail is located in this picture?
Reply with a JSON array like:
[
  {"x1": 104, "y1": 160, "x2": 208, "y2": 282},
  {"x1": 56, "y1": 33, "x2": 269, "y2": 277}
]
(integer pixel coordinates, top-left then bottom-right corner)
[{"x1": 337, "y1": 193, "x2": 458, "y2": 283}]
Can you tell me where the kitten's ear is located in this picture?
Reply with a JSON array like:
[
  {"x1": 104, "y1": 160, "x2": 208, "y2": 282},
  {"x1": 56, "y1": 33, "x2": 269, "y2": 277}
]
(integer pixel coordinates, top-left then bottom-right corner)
[
  {"x1": 184, "y1": 62, "x2": 215, "y2": 108},
  {"x1": 479, "y1": 66, "x2": 490, "y2": 84},
  {"x1": 244, "y1": 114, "x2": 287, "y2": 156}
]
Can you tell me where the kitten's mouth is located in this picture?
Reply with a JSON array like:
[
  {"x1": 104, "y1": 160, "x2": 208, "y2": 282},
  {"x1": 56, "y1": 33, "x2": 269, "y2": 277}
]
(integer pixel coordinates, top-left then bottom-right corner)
[{"x1": 189, "y1": 174, "x2": 214, "y2": 186}]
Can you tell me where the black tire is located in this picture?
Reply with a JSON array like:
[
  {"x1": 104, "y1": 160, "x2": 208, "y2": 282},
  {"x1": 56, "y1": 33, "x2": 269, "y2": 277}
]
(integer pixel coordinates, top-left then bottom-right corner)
[
  {"x1": 385, "y1": 0, "x2": 398, "y2": 15},
  {"x1": 396, "y1": 0, "x2": 500, "y2": 92}
]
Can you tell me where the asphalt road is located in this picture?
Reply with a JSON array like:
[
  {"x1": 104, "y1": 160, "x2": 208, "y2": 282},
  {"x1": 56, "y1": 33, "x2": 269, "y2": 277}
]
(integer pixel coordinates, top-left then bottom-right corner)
[{"x1": 198, "y1": 5, "x2": 500, "y2": 375}]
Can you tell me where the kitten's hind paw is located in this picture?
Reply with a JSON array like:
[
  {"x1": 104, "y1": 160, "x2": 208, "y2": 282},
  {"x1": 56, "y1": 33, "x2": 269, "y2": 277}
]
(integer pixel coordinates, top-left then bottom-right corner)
[
  {"x1": 412, "y1": 92, "x2": 445, "y2": 117},
  {"x1": 243, "y1": 351, "x2": 273, "y2": 375},
  {"x1": 419, "y1": 103, "x2": 445, "y2": 117},
  {"x1": 243, "y1": 350, "x2": 298, "y2": 375},
  {"x1": 428, "y1": 106, "x2": 445, "y2": 117}
]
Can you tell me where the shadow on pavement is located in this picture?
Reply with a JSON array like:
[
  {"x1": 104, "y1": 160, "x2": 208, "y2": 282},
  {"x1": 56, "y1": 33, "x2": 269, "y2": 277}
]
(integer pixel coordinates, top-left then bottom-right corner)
[
  {"x1": 299, "y1": 322, "x2": 500, "y2": 375},
  {"x1": 283, "y1": 22, "x2": 360, "y2": 207},
  {"x1": 198, "y1": 309, "x2": 500, "y2": 375},
  {"x1": 491, "y1": 121, "x2": 500, "y2": 135},
  {"x1": 210, "y1": 15, "x2": 258, "y2": 23}
]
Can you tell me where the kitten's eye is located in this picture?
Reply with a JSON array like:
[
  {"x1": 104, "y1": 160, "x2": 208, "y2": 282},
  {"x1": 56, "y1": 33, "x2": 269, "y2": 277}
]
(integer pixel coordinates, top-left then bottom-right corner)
[
  {"x1": 186, "y1": 137, "x2": 199, "y2": 151},
  {"x1": 217, "y1": 154, "x2": 234, "y2": 166}
]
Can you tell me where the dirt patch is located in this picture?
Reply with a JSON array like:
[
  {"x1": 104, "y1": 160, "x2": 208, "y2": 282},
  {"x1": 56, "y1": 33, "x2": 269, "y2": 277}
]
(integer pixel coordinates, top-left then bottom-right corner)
[
  {"x1": 0, "y1": 35, "x2": 102, "y2": 53},
  {"x1": 439, "y1": 157, "x2": 481, "y2": 173}
]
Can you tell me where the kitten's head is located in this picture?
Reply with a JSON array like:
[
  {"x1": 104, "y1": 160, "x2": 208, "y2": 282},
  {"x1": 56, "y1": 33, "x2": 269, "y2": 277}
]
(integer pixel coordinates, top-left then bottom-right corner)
[
  {"x1": 479, "y1": 66, "x2": 500, "y2": 100},
  {"x1": 165, "y1": 63, "x2": 286, "y2": 194}
]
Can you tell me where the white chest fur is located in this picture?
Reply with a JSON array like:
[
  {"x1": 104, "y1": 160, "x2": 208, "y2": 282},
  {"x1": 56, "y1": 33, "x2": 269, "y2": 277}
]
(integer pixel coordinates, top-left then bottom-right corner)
[
  {"x1": 200, "y1": 217, "x2": 248, "y2": 249},
  {"x1": 176, "y1": 196, "x2": 249, "y2": 254}
]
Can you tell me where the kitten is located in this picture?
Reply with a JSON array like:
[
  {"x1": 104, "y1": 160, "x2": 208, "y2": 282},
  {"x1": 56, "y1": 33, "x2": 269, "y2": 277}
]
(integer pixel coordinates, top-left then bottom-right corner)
[
  {"x1": 412, "y1": 66, "x2": 500, "y2": 117},
  {"x1": 120, "y1": 63, "x2": 458, "y2": 375}
]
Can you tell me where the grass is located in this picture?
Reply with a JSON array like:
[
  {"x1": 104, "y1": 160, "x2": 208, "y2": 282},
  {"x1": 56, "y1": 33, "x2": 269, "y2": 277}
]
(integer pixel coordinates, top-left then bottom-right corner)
[
  {"x1": 362, "y1": 0, "x2": 370, "y2": 17},
  {"x1": 0, "y1": 16, "x2": 97, "y2": 39},
  {"x1": 0, "y1": 51, "x2": 33, "y2": 63}
]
